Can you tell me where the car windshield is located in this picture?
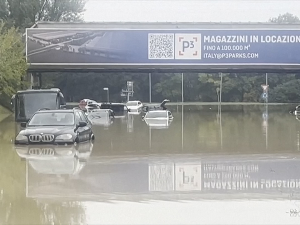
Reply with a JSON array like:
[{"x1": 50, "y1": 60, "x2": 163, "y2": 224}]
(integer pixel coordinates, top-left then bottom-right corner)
[
  {"x1": 126, "y1": 102, "x2": 138, "y2": 106},
  {"x1": 145, "y1": 111, "x2": 168, "y2": 119},
  {"x1": 28, "y1": 112, "x2": 75, "y2": 126}
]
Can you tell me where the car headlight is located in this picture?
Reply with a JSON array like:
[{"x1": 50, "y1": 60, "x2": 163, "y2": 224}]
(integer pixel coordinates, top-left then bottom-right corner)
[
  {"x1": 15, "y1": 134, "x2": 28, "y2": 143},
  {"x1": 56, "y1": 134, "x2": 73, "y2": 141}
]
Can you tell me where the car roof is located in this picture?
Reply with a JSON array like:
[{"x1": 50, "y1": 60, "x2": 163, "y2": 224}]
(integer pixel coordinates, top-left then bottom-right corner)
[
  {"x1": 147, "y1": 110, "x2": 168, "y2": 113},
  {"x1": 35, "y1": 109, "x2": 79, "y2": 114},
  {"x1": 17, "y1": 88, "x2": 61, "y2": 94}
]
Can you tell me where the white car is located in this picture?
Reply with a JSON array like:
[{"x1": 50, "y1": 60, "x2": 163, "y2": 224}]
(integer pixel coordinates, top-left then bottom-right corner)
[
  {"x1": 143, "y1": 110, "x2": 173, "y2": 129},
  {"x1": 126, "y1": 101, "x2": 143, "y2": 111}
]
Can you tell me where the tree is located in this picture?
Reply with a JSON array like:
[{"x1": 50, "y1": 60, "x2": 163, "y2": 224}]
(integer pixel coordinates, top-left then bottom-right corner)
[
  {"x1": 0, "y1": 0, "x2": 86, "y2": 29},
  {"x1": 269, "y1": 12, "x2": 300, "y2": 23},
  {"x1": 0, "y1": 22, "x2": 28, "y2": 109}
]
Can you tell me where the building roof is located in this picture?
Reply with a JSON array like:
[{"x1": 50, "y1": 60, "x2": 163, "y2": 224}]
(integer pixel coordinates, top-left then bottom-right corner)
[{"x1": 32, "y1": 21, "x2": 300, "y2": 29}]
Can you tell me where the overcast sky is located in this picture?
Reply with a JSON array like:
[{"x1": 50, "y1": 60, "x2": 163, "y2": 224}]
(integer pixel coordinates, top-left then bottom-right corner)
[{"x1": 84, "y1": 0, "x2": 299, "y2": 22}]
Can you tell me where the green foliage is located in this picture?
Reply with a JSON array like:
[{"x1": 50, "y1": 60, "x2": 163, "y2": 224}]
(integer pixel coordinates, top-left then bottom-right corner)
[
  {"x1": 269, "y1": 12, "x2": 300, "y2": 23},
  {"x1": 0, "y1": 22, "x2": 28, "y2": 109},
  {"x1": 0, "y1": 0, "x2": 86, "y2": 29},
  {"x1": 269, "y1": 78, "x2": 300, "y2": 103}
]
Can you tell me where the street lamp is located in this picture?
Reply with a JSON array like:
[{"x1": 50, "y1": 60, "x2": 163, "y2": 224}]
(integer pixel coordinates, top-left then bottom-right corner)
[{"x1": 103, "y1": 87, "x2": 109, "y2": 103}]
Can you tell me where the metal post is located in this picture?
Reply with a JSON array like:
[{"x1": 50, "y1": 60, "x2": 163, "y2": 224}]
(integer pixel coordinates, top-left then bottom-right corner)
[
  {"x1": 28, "y1": 73, "x2": 33, "y2": 89},
  {"x1": 181, "y1": 73, "x2": 184, "y2": 103},
  {"x1": 149, "y1": 73, "x2": 152, "y2": 103},
  {"x1": 266, "y1": 73, "x2": 268, "y2": 104},
  {"x1": 182, "y1": 104, "x2": 184, "y2": 150},
  {"x1": 104, "y1": 87, "x2": 109, "y2": 103},
  {"x1": 220, "y1": 104, "x2": 223, "y2": 150},
  {"x1": 39, "y1": 73, "x2": 42, "y2": 88},
  {"x1": 107, "y1": 89, "x2": 109, "y2": 103},
  {"x1": 219, "y1": 72, "x2": 223, "y2": 105}
]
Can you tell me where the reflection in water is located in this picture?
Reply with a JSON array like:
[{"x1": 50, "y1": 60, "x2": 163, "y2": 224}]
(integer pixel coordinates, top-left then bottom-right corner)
[{"x1": 2, "y1": 105, "x2": 300, "y2": 224}]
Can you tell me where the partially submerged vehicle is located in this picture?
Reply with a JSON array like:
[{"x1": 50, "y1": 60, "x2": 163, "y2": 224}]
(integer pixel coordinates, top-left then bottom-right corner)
[
  {"x1": 142, "y1": 110, "x2": 173, "y2": 129},
  {"x1": 100, "y1": 103, "x2": 130, "y2": 118},
  {"x1": 11, "y1": 88, "x2": 66, "y2": 122},
  {"x1": 15, "y1": 109, "x2": 94, "y2": 145},
  {"x1": 87, "y1": 109, "x2": 114, "y2": 127},
  {"x1": 142, "y1": 99, "x2": 170, "y2": 112},
  {"x1": 126, "y1": 101, "x2": 143, "y2": 111},
  {"x1": 290, "y1": 105, "x2": 300, "y2": 116}
]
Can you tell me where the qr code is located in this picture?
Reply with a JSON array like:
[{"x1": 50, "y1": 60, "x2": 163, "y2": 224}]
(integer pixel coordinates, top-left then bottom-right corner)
[{"x1": 148, "y1": 33, "x2": 174, "y2": 59}]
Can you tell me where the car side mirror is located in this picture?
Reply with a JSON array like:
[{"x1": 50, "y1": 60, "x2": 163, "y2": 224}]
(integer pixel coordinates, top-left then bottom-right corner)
[
  {"x1": 20, "y1": 122, "x2": 27, "y2": 128},
  {"x1": 78, "y1": 121, "x2": 87, "y2": 127}
]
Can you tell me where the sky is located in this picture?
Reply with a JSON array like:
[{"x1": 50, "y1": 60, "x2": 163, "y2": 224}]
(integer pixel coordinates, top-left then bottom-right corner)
[{"x1": 84, "y1": 0, "x2": 300, "y2": 23}]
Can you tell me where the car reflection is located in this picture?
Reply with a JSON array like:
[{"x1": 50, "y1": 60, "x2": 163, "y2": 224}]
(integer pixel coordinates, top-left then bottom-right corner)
[
  {"x1": 24, "y1": 153, "x2": 300, "y2": 201},
  {"x1": 143, "y1": 110, "x2": 173, "y2": 129},
  {"x1": 144, "y1": 118, "x2": 172, "y2": 129},
  {"x1": 128, "y1": 109, "x2": 141, "y2": 115},
  {"x1": 15, "y1": 141, "x2": 93, "y2": 175}
]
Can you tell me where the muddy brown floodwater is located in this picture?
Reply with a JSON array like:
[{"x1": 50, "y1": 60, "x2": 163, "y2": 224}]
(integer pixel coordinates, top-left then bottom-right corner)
[{"x1": 1, "y1": 105, "x2": 300, "y2": 224}]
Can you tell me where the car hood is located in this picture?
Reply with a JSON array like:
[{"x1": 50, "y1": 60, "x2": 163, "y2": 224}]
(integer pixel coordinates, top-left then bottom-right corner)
[{"x1": 20, "y1": 126, "x2": 75, "y2": 135}]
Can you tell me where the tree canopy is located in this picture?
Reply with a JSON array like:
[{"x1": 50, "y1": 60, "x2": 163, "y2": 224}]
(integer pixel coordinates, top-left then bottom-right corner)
[
  {"x1": 0, "y1": 0, "x2": 86, "y2": 29},
  {"x1": 269, "y1": 12, "x2": 300, "y2": 23},
  {"x1": 0, "y1": 22, "x2": 28, "y2": 109}
]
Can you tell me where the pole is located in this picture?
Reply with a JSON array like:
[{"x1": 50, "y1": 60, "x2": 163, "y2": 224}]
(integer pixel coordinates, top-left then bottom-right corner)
[
  {"x1": 182, "y1": 104, "x2": 184, "y2": 150},
  {"x1": 266, "y1": 73, "x2": 268, "y2": 104},
  {"x1": 181, "y1": 73, "x2": 184, "y2": 103},
  {"x1": 149, "y1": 73, "x2": 152, "y2": 103},
  {"x1": 219, "y1": 72, "x2": 223, "y2": 105},
  {"x1": 107, "y1": 89, "x2": 109, "y2": 103}
]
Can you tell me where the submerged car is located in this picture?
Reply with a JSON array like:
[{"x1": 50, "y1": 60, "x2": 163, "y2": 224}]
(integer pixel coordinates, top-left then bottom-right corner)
[
  {"x1": 15, "y1": 109, "x2": 94, "y2": 145},
  {"x1": 142, "y1": 99, "x2": 170, "y2": 112},
  {"x1": 126, "y1": 101, "x2": 143, "y2": 111},
  {"x1": 142, "y1": 110, "x2": 173, "y2": 129},
  {"x1": 87, "y1": 109, "x2": 114, "y2": 126}
]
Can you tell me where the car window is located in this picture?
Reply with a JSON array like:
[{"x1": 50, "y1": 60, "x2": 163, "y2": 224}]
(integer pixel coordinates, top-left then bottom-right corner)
[{"x1": 28, "y1": 112, "x2": 75, "y2": 126}]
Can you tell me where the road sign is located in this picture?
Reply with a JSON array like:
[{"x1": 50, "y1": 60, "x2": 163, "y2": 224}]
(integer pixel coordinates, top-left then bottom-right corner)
[
  {"x1": 261, "y1": 84, "x2": 269, "y2": 92},
  {"x1": 261, "y1": 92, "x2": 268, "y2": 100}
]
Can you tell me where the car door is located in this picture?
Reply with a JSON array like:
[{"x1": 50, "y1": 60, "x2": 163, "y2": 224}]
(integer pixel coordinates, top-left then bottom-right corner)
[
  {"x1": 75, "y1": 112, "x2": 84, "y2": 142},
  {"x1": 78, "y1": 111, "x2": 92, "y2": 141}
]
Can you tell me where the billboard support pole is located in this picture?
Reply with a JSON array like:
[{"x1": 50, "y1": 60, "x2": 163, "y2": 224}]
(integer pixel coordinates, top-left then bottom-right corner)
[
  {"x1": 149, "y1": 73, "x2": 152, "y2": 103},
  {"x1": 219, "y1": 72, "x2": 223, "y2": 105},
  {"x1": 266, "y1": 73, "x2": 268, "y2": 104},
  {"x1": 181, "y1": 73, "x2": 184, "y2": 103}
]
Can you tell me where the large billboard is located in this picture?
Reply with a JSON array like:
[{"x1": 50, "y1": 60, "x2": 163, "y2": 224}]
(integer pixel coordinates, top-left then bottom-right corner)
[{"x1": 26, "y1": 28, "x2": 300, "y2": 71}]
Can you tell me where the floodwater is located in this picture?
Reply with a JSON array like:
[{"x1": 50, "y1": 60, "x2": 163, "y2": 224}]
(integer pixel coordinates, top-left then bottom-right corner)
[{"x1": 2, "y1": 105, "x2": 300, "y2": 224}]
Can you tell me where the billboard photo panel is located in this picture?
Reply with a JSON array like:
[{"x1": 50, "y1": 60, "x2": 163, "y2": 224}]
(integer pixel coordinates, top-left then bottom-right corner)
[{"x1": 26, "y1": 28, "x2": 300, "y2": 69}]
